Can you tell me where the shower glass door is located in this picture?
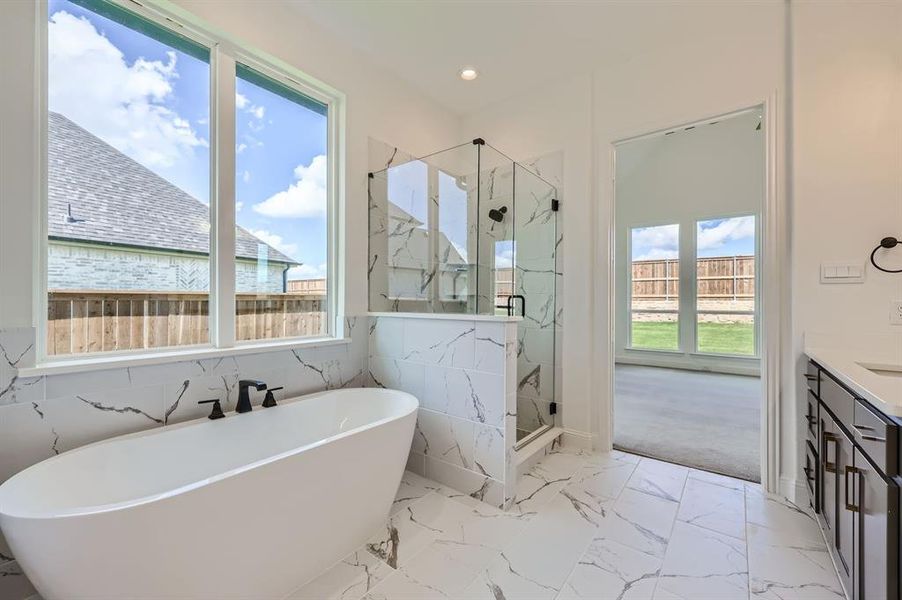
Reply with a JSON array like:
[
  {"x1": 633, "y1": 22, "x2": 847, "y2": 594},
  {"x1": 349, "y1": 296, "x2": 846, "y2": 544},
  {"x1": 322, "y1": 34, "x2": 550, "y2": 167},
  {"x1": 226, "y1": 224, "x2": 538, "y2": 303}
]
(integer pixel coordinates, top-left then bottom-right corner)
[{"x1": 512, "y1": 164, "x2": 558, "y2": 445}]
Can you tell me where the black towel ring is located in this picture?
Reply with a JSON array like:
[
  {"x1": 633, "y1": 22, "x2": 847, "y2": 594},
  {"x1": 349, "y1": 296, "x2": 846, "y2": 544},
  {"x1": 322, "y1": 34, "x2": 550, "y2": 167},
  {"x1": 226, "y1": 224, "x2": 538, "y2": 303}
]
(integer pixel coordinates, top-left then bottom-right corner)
[{"x1": 870, "y1": 237, "x2": 902, "y2": 273}]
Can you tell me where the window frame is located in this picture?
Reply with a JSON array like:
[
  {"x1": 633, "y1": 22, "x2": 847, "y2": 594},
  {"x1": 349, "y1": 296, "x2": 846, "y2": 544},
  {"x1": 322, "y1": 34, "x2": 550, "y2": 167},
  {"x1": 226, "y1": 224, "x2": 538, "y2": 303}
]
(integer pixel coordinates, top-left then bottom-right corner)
[{"x1": 36, "y1": 0, "x2": 346, "y2": 365}]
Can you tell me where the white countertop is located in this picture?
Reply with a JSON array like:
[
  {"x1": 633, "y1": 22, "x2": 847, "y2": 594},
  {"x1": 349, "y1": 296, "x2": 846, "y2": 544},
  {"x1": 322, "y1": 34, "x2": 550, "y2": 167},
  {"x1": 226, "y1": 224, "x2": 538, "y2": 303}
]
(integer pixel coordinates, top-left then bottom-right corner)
[{"x1": 805, "y1": 340, "x2": 902, "y2": 418}]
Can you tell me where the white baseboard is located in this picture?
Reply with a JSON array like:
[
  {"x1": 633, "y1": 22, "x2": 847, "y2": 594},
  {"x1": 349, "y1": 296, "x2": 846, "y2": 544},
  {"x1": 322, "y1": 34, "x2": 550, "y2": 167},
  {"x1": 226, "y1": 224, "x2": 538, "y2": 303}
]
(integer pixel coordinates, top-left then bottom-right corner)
[
  {"x1": 561, "y1": 428, "x2": 593, "y2": 450},
  {"x1": 779, "y1": 476, "x2": 808, "y2": 508},
  {"x1": 615, "y1": 355, "x2": 760, "y2": 377}
]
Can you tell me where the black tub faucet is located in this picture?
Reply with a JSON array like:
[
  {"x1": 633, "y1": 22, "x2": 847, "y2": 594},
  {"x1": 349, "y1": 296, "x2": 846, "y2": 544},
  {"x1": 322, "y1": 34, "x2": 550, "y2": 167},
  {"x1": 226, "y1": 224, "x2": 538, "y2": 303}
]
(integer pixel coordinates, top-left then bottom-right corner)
[{"x1": 237, "y1": 380, "x2": 267, "y2": 414}]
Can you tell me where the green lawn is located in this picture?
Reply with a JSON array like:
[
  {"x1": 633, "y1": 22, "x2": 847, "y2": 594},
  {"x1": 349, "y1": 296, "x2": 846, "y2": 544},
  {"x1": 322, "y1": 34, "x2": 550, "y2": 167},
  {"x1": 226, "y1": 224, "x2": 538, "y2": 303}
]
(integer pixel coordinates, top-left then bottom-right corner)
[{"x1": 630, "y1": 321, "x2": 755, "y2": 355}]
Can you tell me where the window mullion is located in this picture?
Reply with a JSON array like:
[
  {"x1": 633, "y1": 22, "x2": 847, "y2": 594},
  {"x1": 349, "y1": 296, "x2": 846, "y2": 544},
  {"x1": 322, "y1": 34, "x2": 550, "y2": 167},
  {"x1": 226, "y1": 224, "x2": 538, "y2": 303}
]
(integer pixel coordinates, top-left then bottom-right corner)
[{"x1": 211, "y1": 46, "x2": 236, "y2": 348}]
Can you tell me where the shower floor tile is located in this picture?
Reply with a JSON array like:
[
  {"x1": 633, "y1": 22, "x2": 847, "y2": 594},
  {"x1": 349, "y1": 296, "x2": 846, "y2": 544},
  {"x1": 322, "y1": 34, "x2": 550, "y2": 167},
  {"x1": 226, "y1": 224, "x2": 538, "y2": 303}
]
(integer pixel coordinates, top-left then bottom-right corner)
[{"x1": 290, "y1": 449, "x2": 842, "y2": 600}]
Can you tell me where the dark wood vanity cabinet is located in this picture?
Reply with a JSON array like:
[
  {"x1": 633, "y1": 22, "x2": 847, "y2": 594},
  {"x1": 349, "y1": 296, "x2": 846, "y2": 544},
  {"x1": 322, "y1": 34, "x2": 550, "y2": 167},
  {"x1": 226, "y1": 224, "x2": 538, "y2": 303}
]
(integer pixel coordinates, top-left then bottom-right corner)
[{"x1": 805, "y1": 360, "x2": 900, "y2": 600}]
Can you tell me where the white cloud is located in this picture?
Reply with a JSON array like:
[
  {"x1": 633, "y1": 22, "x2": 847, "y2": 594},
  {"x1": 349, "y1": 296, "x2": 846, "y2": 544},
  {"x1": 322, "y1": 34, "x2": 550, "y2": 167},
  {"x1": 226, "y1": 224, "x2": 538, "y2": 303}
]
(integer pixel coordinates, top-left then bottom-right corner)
[
  {"x1": 235, "y1": 201, "x2": 244, "y2": 212},
  {"x1": 495, "y1": 248, "x2": 514, "y2": 268},
  {"x1": 633, "y1": 247, "x2": 679, "y2": 261},
  {"x1": 242, "y1": 170, "x2": 251, "y2": 183},
  {"x1": 698, "y1": 216, "x2": 755, "y2": 252},
  {"x1": 248, "y1": 228, "x2": 298, "y2": 260},
  {"x1": 236, "y1": 92, "x2": 265, "y2": 125},
  {"x1": 236, "y1": 142, "x2": 248, "y2": 154},
  {"x1": 631, "y1": 224, "x2": 679, "y2": 260},
  {"x1": 288, "y1": 263, "x2": 327, "y2": 280},
  {"x1": 253, "y1": 154, "x2": 327, "y2": 218},
  {"x1": 48, "y1": 11, "x2": 207, "y2": 169}
]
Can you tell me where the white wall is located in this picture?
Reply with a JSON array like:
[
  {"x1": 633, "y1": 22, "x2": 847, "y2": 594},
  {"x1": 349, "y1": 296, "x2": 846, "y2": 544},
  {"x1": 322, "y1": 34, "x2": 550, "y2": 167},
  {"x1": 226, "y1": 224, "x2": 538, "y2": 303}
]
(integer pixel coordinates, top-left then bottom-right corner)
[
  {"x1": 464, "y1": 1, "x2": 787, "y2": 457},
  {"x1": 614, "y1": 110, "x2": 764, "y2": 374},
  {"x1": 465, "y1": 0, "x2": 902, "y2": 499},
  {"x1": 792, "y1": 2, "x2": 902, "y2": 345},
  {"x1": 462, "y1": 74, "x2": 595, "y2": 447},
  {"x1": 790, "y1": 0, "x2": 902, "y2": 492}
]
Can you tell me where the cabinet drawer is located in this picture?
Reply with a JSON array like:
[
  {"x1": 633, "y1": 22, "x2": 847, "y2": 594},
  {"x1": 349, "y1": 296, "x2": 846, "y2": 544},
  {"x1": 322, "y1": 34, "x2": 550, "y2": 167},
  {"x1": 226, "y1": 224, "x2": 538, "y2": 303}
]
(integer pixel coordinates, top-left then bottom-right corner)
[
  {"x1": 852, "y1": 399, "x2": 898, "y2": 477},
  {"x1": 805, "y1": 360, "x2": 820, "y2": 397},
  {"x1": 820, "y1": 371, "x2": 854, "y2": 428}
]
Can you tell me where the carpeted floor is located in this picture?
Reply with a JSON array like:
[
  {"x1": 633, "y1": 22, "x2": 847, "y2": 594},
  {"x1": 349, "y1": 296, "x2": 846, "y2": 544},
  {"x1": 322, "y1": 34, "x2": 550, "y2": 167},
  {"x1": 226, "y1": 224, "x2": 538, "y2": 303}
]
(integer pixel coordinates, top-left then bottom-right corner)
[{"x1": 614, "y1": 364, "x2": 761, "y2": 482}]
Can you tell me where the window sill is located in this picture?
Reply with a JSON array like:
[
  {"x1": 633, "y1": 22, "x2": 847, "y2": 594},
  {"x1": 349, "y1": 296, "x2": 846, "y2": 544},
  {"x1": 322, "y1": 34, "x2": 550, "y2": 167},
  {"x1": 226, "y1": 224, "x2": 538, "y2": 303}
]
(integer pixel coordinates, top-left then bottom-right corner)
[
  {"x1": 19, "y1": 336, "x2": 351, "y2": 378},
  {"x1": 623, "y1": 346, "x2": 683, "y2": 355}
]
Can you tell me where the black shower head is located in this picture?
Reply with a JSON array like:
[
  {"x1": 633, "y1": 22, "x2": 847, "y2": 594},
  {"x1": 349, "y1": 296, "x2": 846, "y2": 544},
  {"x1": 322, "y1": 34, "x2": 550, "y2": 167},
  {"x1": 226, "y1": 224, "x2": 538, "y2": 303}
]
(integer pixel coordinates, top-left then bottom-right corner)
[{"x1": 488, "y1": 206, "x2": 508, "y2": 223}]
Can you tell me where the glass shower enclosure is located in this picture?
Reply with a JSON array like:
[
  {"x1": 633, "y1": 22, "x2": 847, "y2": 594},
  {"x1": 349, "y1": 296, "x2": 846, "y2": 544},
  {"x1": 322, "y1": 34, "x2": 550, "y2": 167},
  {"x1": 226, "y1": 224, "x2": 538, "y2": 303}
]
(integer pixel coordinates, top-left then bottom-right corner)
[{"x1": 368, "y1": 139, "x2": 559, "y2": 445}]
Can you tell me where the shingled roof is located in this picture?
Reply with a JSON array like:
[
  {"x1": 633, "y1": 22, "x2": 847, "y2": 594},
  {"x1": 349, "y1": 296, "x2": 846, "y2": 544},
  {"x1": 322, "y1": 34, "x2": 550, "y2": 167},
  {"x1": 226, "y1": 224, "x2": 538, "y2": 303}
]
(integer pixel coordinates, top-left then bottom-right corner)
[{"x1": 47, "y1": 111, "x2": 298, "y2": 265}]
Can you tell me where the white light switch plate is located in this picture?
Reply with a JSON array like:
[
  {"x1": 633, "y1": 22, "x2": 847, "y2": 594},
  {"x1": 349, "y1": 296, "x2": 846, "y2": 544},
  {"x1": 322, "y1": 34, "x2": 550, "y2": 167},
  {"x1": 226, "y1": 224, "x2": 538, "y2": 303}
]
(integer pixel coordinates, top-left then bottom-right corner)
[
  {"x1": 820, "y1": 262, "x2": 865, "y2": 284},
  {"x1": 891, "y1": 302, "x2": 902, "y2": 325}
]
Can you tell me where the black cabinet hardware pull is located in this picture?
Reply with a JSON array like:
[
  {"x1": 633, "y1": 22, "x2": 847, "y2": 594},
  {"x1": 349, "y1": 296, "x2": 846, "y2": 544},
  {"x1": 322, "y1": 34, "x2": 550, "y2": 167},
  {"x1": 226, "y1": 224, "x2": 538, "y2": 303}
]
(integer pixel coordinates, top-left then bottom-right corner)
[
  {"x1": 852, "y1": 424, "x2": 886, "y2": 442},
  {"x1": 844, "y1": 465, "x2": 861, "y2": 512},
  {"x1": 823, "y1": 432, "x2": 838, "y2": 473}
]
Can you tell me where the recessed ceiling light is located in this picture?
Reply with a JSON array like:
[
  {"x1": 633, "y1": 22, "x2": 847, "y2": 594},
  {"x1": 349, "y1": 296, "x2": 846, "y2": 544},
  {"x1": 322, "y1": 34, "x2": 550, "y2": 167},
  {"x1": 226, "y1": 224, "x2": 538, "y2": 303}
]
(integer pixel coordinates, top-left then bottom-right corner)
[{"x1": 459, "y1": 67, "x2": 478, "y2": 81}]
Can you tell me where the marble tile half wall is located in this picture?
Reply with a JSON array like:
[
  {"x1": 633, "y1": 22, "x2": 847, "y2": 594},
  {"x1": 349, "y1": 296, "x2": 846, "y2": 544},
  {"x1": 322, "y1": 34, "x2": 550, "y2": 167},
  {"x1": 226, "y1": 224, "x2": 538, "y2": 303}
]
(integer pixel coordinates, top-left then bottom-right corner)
[
  {"x1": 0, "y1": 317, "x2": 369, "y2": 586},
  {"x1": 367, "y1": 315, "x2": 518, "y2": 509}
]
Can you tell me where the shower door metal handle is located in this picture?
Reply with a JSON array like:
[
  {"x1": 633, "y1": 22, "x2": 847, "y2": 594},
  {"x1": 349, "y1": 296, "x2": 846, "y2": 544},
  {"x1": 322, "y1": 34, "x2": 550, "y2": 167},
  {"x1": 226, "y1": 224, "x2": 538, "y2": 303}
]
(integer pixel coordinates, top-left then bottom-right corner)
[{"x1": 506, "y1": 294, "x2": 526, "y2": 317}]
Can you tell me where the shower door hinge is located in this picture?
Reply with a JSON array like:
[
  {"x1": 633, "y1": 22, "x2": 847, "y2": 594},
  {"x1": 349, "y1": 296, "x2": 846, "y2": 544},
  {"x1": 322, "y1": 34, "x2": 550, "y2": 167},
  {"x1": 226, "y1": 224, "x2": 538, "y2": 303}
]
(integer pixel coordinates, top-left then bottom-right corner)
[
  {"x1": 549, "y1": 402, "x2": 557, "y2": 415},
  {"x1": 551, "y1": 199, "x2": 560, "y2": 212}
]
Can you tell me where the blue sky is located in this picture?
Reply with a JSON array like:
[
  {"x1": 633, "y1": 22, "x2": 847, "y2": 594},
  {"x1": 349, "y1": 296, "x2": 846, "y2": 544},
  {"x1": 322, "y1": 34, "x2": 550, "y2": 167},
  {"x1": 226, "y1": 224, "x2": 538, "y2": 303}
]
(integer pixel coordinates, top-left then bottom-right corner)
[
  {"x1": 48, "y1": 0, "x2": 328, "y2": 279},
  {"x1": 631, "y1": 216, "x2": 756, "y2": 261}
]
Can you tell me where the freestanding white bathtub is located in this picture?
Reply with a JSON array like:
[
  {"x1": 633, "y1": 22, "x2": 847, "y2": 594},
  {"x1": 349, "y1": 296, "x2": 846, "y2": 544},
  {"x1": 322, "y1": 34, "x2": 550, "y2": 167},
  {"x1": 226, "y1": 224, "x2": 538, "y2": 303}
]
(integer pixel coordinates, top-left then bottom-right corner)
[{"x1": 0, "y1": 387, "x2": 418, "y2": 600}]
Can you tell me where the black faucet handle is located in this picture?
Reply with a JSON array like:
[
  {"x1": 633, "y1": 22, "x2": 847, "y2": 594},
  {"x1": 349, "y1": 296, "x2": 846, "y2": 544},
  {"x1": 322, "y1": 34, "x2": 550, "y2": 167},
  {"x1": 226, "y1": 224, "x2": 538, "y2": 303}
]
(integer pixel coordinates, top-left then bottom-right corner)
[
  {"x1": 262, "y1": 387, "x2": 283, "y2": 408},
  {"x1": 198, "y1": 399, "x2": 225, "y2": 420}
]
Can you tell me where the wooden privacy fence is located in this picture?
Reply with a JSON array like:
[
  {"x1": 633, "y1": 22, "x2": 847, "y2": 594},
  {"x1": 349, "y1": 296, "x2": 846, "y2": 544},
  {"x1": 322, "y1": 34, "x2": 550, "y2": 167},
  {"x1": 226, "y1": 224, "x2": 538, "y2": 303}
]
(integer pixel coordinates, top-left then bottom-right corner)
[
  {"x1": 47, "y1": 290, "x2": 326, "y2": 356},
  {"x1": 632, "y1": 255, "x2": 754, "y2": 301}
]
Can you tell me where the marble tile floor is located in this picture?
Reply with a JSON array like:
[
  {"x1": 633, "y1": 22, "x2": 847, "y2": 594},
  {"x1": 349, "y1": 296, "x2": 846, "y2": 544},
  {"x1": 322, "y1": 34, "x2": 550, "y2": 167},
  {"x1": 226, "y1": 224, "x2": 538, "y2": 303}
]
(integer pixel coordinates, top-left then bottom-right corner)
[{"x1": 290, "y1": 448, "x2": 846, "y2": 600}]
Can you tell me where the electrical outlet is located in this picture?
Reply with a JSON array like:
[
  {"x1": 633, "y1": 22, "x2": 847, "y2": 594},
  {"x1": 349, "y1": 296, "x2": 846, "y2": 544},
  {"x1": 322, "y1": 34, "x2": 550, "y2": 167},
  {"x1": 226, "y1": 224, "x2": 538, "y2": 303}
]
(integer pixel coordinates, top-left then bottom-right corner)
[{"x1": 891, "y1": 302, "x2": 902, "y2": 325}]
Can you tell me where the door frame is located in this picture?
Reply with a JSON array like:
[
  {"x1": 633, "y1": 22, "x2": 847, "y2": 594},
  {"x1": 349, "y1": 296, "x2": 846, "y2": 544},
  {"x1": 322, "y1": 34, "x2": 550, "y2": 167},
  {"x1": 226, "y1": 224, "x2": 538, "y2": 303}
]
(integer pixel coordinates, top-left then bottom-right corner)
[{"x1": 600, "y1": 95, "x2": 782, "y2": 492}]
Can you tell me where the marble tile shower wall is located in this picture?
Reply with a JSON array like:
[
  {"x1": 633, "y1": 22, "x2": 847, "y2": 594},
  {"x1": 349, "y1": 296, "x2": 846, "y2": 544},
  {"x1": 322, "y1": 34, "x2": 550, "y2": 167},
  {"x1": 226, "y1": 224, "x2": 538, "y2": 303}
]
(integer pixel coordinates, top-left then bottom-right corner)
[
  {"x1": 367, "y1": 316, "x2": 518, "y2": 509},
  {"x1": 0, "y1": 319, "x2": 369, "y2": 597}
]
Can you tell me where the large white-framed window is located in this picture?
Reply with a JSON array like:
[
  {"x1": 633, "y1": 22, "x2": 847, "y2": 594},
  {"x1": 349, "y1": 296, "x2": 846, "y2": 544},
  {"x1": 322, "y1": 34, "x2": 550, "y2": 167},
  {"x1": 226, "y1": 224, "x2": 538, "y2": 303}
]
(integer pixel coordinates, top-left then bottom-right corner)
[
  {"x1": 624, "y1": 215, "x2": 759, "y2": 360},
  {"x1": 40, "y1": 0, "x2": 343, "y2": 362}
]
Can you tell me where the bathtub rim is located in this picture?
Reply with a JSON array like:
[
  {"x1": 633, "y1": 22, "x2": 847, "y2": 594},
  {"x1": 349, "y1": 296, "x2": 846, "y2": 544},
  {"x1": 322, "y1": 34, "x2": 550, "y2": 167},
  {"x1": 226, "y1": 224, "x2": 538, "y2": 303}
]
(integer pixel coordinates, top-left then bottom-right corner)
[{"x1": 0, "y1": 387, "x2": 418, "y2": 521}]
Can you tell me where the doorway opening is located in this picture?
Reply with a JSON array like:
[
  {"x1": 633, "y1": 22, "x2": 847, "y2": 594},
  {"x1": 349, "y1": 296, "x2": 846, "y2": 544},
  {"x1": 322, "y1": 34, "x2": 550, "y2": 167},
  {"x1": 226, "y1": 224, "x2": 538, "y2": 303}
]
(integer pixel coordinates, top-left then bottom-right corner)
[{"x1": 613, "y1": 108, "x2": 764, "y2": 482}]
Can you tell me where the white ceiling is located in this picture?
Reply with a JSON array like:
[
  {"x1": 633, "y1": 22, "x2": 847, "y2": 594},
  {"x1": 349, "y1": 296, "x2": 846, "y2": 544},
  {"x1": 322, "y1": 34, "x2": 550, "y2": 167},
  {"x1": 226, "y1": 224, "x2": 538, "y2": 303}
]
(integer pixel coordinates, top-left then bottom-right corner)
[{"x1": 291, "y1": 1, "x2": 774, "y2": 116}]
